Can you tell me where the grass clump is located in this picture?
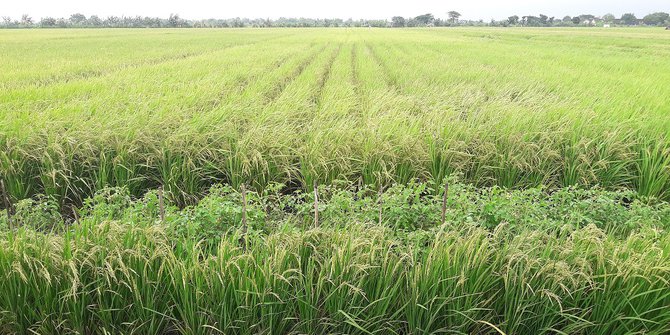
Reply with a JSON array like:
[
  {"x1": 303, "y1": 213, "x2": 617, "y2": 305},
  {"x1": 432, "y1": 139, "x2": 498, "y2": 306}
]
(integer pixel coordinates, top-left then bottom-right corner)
[
  {"x1": 1, "y1": 181, "x2": 670, "y2": 334},
  {"x1": 2, "y1": 28, "x2": 670, "y2": 206}
]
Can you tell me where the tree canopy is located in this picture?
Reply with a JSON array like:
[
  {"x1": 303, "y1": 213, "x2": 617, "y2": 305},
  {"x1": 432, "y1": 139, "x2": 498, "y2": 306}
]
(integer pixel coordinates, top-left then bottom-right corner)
[
  {"x1": 643, "y1": 12, "x2": 670, "y2": 26},
  {"x1": 2, "y1": 10, "x2": 669, "y2": 29},
  {"x1": 447, "y1": 11, "x2": 462, "y2": 23}
]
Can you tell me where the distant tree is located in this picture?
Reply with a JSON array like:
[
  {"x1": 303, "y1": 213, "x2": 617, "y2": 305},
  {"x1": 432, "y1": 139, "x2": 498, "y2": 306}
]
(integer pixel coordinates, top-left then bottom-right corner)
[
  {"x1": 643, "y1": 12, "x2": 669, "y2": 26},
  {"x1": 368, "y1": 19, "x2": 388, "y2": 27},
  {"x1": 578, "y1": 14, "x2": 595, "y2": 25},
  {"x1": 129, "y1": 16, "x2": 145, "y2": 28},
  {"x1": 142, "y1": 16, "x2": 161, "y2": 28},
  {"x1": 447, "y1": 11, "x2": 461, "y2": 23},
  {"x1": 414, "y1": 13, "x2": 434, "y2": 26},
  {"x1": 233, "y1": 17, "x2": 245, "y2": 27},
  {"x1": 40, "y1": 17, "x2": 57, "y2": 27},
  {"x1": 69, "y1": 13, "x2": 86, "y2": 25},
  {"x1": 522, "y1": 16, "x2": 540, "y2": 26},
  {"x1": 602, "y1": 13, "x2": 616, "y2": 22},
  {"x1": 20, "y1": 14, "x2": 33, "y2": 27},
  {"x1": 6, "y1": 11, "x2": 669, "y2": 29},
  {"x1": 168, "y1": 13, "x2": 182, "y2": 27},
  {"x1": 391, "y1": 16, "x2": 406, "y2": 27},
  {"x1": 105, "y1": 16, "x2": 120, "y2": 27},
  {"x1": 324, "y1": 18, "x2": 341, "y2": 27},
  {"x1": 231, "y1": 17, "x2": 243, "y2": 28},
  {"x1": 621, "y1": 13, "x2": 637, "y2": 25},
  {"x1": 88, "y1": 15, "x2": 102, "y2": 26}
]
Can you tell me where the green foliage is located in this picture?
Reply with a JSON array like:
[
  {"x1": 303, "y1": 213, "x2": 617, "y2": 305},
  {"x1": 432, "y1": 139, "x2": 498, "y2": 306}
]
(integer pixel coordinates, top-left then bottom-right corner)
[
  {"x1": 391, "y1": 16, "x2": 405, "y2": 27},
  {"x1": 1, "y1": 28, "x2": 670, "y2": 208},
  {"x1": 1, "y1": 181, "x2": 670, "y2": 334},
  {"x1": 643, "y1": 12, "x2": 670, "y2": 26},
  {"x1": 621, "y1": 13, "x2": 638, "y2": 25},
  {"x1": 172, "y1": 185, "x2": 267, "y2": 250},
  {"x1": 81, "y1": 186, "x2": 134, "y2": 220},
  {"x1": 5, "y1": 195, "x2": 62, "y2": 231}
]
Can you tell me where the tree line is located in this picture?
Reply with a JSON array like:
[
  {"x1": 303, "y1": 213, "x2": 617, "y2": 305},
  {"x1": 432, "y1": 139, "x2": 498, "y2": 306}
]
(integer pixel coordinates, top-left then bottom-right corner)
[
  {"x1": 1, "y1": 14, "x2": 389, "y2": 28},
  {"x1": 495, "y1": 12, "x2": 669, "y2": 27},
  {"x1": 1, "y1": 11, "x2": 669, "y2": 29},
  {"x1": 393, "y1": 12, "x2": 669, "y2": 27}
]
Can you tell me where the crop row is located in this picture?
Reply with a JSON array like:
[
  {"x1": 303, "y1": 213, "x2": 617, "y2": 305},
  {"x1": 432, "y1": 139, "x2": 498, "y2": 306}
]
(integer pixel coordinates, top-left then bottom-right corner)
[
  {"x1": 1, "y1": 181, "x2": 669, "y2": 334},
  {"x1": 1, "y1": 28, "x2": 669, "y2": 206}
]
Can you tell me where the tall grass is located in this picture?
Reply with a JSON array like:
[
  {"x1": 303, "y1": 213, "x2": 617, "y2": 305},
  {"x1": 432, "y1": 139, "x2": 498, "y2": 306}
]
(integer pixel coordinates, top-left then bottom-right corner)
[
  {"x1": 1, "y1": 28, "x2": 670, "y2": 207},
  {"x1": 1, "y1": 181, "x2": 669, "y2": 334}
]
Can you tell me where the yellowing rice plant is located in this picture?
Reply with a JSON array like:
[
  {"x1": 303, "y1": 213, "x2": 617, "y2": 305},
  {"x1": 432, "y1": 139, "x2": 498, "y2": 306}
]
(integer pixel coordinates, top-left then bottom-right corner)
[
  {"x1": 1, "y1": 182, "x2": 670, "y2": 334},
  {"x1": 2, "y1": 28, "x2": 670, "y2": 206},
  {"x1": 3, "y1": 25, "x2": 670, "y2": 335}
]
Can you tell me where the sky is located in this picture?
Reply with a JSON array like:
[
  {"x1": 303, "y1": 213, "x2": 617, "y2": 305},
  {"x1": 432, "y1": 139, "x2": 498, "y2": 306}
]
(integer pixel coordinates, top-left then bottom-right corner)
[{"x1": 2, "y1": 0, "x2": 669, "y2": 21}]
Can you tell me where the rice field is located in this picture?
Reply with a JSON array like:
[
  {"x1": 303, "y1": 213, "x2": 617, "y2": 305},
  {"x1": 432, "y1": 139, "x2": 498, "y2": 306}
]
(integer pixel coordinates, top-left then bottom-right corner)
[
  {"x1": 2, "y1": 27, "x2": 670, "y2": 334},
  {"x1": 2, "y1": 182, "x2": 670, "y2": 334},
  {"x1": 2, "y1": 28, "x2": 670, "y2": 206}
]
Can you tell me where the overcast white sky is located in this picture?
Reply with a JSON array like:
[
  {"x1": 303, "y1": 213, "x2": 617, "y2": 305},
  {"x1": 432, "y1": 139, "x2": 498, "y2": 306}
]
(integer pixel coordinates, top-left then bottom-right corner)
[{"x1": 2, "y1": 0, "x2": 668, "y2": 21}]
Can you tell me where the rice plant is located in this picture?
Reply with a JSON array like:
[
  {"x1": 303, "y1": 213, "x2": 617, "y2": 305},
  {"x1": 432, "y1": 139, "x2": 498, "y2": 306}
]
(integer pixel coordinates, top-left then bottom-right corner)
[
  {"x1": 1, "y1": 28, "x2": 669, "y2": 207},
  {"x1": 1, "y1": 181, "x2": 669, "y2": 334},
  {"x1": 1, "y1": 26, "x2": 670, "y2": 335}
]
